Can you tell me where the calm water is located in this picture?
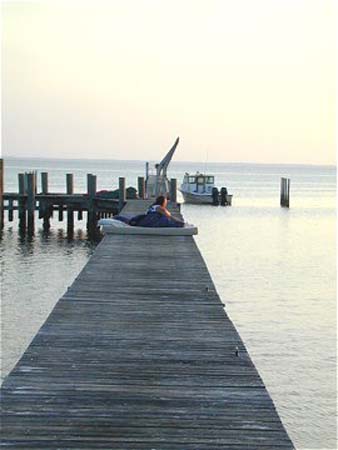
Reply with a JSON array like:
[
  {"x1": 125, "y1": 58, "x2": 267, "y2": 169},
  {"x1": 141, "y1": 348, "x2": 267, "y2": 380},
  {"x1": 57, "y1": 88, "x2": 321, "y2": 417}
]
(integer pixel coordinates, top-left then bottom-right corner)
[{"x1": 1, "y1": 157, "x2": 336, "y2": 449}]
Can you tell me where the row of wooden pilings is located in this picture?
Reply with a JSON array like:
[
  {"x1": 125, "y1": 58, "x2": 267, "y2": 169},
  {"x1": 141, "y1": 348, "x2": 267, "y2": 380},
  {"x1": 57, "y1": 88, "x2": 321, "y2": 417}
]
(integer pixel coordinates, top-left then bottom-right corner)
[
  {"x1": 0, "y1": 160, "x2": 178, "y2": 236},
  {"x1": 10, "y1": 171, "x2": 104, "y2": 235}
]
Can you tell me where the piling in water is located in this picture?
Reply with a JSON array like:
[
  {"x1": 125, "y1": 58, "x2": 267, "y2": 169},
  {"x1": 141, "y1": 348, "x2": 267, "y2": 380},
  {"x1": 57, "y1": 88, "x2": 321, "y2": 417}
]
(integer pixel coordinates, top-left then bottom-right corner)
[
  {"x1": 170, "y1": 178, "x2": 177, "y2": 203},
  {"x1": 138, "y1": 176, "x2": 145, "y2": 200},
  {"x1": 118, "y1": 177, "x2": 126, "y2": 211},
  {"x1": 87, "y1": 174, "x2": 97, "y2": 233},
  {"x1": 26, "y1": 172, "x2": 35, "y2": 232},
  {"x1": 280, "y1": 177, "x2": 290, "y2": 207},
  {"x1": 66, "y1": 174, "x2": 74, "y2": 234},
  {"x1": 0, "y1": 159, "x2": 3, "y2": 229}
]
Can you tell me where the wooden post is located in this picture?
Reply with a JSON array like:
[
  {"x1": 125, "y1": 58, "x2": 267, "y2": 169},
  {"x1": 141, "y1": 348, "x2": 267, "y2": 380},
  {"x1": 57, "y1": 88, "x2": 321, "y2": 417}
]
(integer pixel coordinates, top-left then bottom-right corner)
[
  {"x1": 39, "y1": 173, "x2": 49, "y2": 229},
  {"x1": 66, "y1": 174, "x2": 74, "y2": 195},
  {"x1": 280, "y1": 178, "x2": 290, "y2": 207},
  {"x1": 145, "y1": 162, "x2": 149, "y2": 198},
  {"x1": 58, "y1": 205, "x2": 64, "y2": 222},
  {"x1": 138, "y1": 176, "x2": 145, "y2": 200},
  {"x1": 118, "y1": 177, "x2": 126, "y2": 211},
  {"x1": 170, "y1": 178, "x2": 177, "y2": 203},
  {"x1": 34, "y1": 171, "x2": 38, "y2": 194},
  {"x1": 66, "y1": 173, "x2": 74, "y2": 233},
  {"x1": 41, "y1": 172, "x2": 48, "y2": 194},
  {"x1": 8, "y1": 199, "x2": 14, "y2": 221},
  {"x1": 87, "y1": 174, "x2": 96, "y2": 197},
  {"x1": 0, "y1": 159, "x2": 3, "y2": 229},
  {"x1": 18, "y1": 173, "x2": 26, "y2": 229},
  {"x1": 26, "y1": 172, "x2": 35, "y2": 232},
  {"x1": 87, "y1": 174, "x2": 97, "y2": 233}
]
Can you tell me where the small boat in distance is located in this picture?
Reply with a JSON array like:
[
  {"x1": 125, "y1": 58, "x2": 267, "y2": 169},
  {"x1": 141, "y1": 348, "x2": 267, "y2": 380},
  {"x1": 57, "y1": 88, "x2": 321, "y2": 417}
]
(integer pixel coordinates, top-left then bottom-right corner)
[{"x1": 179, "y1": 172, "x2": 233, "y2": 206}]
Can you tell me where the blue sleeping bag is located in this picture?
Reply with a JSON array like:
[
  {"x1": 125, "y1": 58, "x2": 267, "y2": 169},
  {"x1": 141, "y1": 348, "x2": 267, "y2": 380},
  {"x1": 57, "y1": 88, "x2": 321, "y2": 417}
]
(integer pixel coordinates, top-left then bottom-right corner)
[
  {"x1": 114, "y1": 206, "x2": 184, "y2": 228},
  {"x1": 130, "y1": 213, "x2": 183, "y2": 228}
]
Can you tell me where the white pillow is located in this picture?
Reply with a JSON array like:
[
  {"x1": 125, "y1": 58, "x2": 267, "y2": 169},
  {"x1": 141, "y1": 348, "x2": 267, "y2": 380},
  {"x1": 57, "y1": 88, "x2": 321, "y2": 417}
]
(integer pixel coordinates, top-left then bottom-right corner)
[{"x1": 98, "y1": 218, "x2": 129, "y2": 228}]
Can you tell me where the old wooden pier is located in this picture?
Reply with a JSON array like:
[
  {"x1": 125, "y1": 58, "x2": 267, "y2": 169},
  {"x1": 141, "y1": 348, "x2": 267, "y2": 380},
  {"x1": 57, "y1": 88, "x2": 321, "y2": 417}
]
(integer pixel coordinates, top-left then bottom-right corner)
[
  {"x1": 0, "y1": 164, "x2": 154, "y2": 235},
  {"x1": 0, "y1": 199, "x2": 293, "y2": 449}
]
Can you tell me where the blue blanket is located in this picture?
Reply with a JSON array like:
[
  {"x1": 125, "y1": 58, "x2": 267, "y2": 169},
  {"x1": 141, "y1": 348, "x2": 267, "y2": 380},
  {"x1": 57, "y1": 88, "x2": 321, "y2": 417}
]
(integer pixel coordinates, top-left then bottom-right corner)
[{"x1": 114, "y1": 212, "x2": 184, "y2": 228}]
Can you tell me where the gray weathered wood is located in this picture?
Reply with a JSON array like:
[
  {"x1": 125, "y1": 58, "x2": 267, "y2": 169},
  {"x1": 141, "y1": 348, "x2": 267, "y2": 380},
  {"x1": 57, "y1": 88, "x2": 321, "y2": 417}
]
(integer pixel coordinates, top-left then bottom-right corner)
[
  {"x1": 58, "y1": 205, "x2": 64, "y2": 222},
  {"x1": 118, "y1": 177, "x2": 126, "y2": 212},
  {"x1": 66, "y1": 174, "x2": 74, "y2": 233},
  {"x1": 8, "y1": 199, "x2": 13, "y2": 221},
  {"x1": 137, "y1": 176, "x2": 145, "y2": 200},
  {"x1": 40, "y1": 173, "x2": 50, "y2": 228},
  {"x1": 66, "y1": 174, "x2": 74, "y2": 195},
  {"x1": 0, "y1": 201, "x2": 294, "y2": 449},
  {"x1": 41, "y1": 172, "x2": 48, "y2": 194},
  {"x1": 170, "y1": 178, "x2": 177, "y2": 203},
  {"x1": 0, "y1": 158, "x2": 3, "y2": 228},
  {"x1": 280, "y1": 178, "x2": 290, "y2": 208},
  {"x1": 18, "y1": 173, "x2": 26, "y2": 228},
  {"x1": 26, "y1": 172, "x2": 35, "y2": 231},
  {"x1": 87, "y1": 174, "x2": 97, "y2": 233}
]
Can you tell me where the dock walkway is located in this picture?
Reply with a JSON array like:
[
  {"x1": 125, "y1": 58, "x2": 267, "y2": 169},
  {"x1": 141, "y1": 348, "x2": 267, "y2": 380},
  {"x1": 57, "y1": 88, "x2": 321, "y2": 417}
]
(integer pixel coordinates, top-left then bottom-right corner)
[{"x1": 1, "y1": 201, "x2": 293, "y2": 449}]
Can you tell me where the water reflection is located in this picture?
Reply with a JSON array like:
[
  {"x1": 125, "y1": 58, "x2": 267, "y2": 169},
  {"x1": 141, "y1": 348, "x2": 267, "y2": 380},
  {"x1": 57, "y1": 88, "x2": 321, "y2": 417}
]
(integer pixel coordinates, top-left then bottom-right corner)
[{"x1": 1, "y1": 221, "x2": 98, "y2": 380}]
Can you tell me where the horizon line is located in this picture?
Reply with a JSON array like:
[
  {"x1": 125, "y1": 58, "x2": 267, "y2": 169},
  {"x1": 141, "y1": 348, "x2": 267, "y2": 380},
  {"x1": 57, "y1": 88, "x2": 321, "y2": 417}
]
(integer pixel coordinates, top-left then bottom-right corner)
[{"x1": 1, "y1": 154, "x2": 336, "y2": 169}]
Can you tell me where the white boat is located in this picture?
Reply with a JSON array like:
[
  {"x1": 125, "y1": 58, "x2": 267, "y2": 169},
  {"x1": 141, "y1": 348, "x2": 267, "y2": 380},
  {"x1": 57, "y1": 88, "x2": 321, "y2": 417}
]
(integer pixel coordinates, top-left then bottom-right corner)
[{"x1": 179, "y1": 172, "x2": 232, "y2": 205}]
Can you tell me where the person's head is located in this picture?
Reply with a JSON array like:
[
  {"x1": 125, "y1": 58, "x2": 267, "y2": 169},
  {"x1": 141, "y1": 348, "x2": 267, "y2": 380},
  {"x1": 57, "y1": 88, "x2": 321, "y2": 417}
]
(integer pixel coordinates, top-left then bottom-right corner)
[{"x1": 154, "y1": 195, "x2": 168, "y2": 208}]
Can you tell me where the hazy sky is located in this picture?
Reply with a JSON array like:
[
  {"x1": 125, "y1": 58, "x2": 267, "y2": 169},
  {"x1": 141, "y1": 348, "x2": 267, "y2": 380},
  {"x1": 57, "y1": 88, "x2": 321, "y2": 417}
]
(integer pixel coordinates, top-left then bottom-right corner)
[{"x1": 1, "y1": 0, "x2": 336, "y2": 164}]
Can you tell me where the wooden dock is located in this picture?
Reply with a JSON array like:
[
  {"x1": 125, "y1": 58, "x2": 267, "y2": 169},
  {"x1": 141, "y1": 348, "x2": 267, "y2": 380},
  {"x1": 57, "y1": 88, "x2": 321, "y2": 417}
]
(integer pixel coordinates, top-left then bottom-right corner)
[
  {"x1": 0, "y1": 162, "x2": 149, "y2": 235},
  {"x1": 1, "y1": 200, "x2": 294, "y2": 449}
]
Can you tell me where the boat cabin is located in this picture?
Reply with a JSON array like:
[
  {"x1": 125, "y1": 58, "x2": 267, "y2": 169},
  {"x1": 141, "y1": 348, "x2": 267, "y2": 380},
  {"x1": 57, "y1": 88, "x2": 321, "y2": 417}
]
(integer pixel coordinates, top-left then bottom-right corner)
[{"x1": 181, "y1": 173, "x2": 215, "y2": 194}]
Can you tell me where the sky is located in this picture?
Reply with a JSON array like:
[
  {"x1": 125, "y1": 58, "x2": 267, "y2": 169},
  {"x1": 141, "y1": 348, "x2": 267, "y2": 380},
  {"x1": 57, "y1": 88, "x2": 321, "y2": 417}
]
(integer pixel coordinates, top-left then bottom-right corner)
[{"x1": 1, "y1": 0, "x2": 336, "y2": 164}]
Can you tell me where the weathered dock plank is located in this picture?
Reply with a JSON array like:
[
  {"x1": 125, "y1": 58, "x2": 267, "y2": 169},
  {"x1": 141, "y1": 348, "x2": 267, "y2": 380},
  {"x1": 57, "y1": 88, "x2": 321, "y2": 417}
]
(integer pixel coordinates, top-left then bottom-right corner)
[{"x1": 0, "y1": 201, "x2": 294, "y2": 449}]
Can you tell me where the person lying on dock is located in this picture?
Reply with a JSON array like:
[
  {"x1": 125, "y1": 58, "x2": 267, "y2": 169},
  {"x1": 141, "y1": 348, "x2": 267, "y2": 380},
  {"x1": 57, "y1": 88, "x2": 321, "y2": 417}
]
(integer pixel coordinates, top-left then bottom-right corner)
[
  {"x1": 140, "y1": 195, "x2": 184, "y2": 227},
  {"x1": 115, "y1": 195, "x2": 185, "y2": 228}
]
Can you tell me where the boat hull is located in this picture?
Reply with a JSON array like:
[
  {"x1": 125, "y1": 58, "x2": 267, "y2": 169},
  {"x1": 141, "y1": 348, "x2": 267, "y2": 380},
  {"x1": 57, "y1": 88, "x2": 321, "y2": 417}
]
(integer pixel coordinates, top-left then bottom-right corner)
[
  {"x1": 180, "y1": 190, "x2": 233, "y2": 205},
  {"x1": 180, "y1": 190, "x2": 213, "y2": 205}
]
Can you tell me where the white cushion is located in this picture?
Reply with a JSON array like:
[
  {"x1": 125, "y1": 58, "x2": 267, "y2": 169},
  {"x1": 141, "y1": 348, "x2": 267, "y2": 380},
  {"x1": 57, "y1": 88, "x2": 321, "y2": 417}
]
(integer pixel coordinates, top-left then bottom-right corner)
[
  {"x1": 98, "y1": 219, "x2": 198, "y2": 236},
  {"x1": 98, "y1": 219, "x2": 128, "y2": 228}
]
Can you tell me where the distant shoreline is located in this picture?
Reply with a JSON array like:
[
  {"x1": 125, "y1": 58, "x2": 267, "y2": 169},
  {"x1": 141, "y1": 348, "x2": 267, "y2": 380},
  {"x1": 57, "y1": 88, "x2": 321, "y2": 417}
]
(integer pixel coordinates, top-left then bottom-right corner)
[{"x1": 2, "y1": 155, "x2": 335, "y2": 169}]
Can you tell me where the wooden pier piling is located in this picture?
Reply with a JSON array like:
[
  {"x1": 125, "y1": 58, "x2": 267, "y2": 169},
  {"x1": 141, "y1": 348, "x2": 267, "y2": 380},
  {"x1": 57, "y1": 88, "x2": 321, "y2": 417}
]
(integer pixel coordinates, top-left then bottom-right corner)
[
  {"x1": 18, "y1": 173, "x2": 26, "y2": 229},
  {"x1": 170, "y1": 178, "x2": 177, "y2": 203},
  {"x1": 66, "y1": 174, "x2": 74, "y2": 234},
  {"x1": 137, "y1": 176, "x2": 145, "y2": 199},
  {"x1": 39, "y1": 173, "x2": 51, "y2": 229},
  {"x1": 58, "y1": 205, "x2": 64, "y2": 222},
  {"x1": 26, "y1": 172, "x2": 35, "y2": 232},
  {"x1": 280, "y1": 177, "x2": 290, "y2": 207},
  {"x1": 118, "y1": 176, "x2": 126, "y2": 211},
  {"x1": 87, "y1": 174, "x2": 97, "y2": 233},
  {"x1": 41, "y1": 172, "x2": 48, "y2": 194},
  {"x1": 8, "y1": 199, "x2": 13, "y2": 222},
  {"x1": 0, "y1": 159, "x2": 3, "y2": 229}
]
